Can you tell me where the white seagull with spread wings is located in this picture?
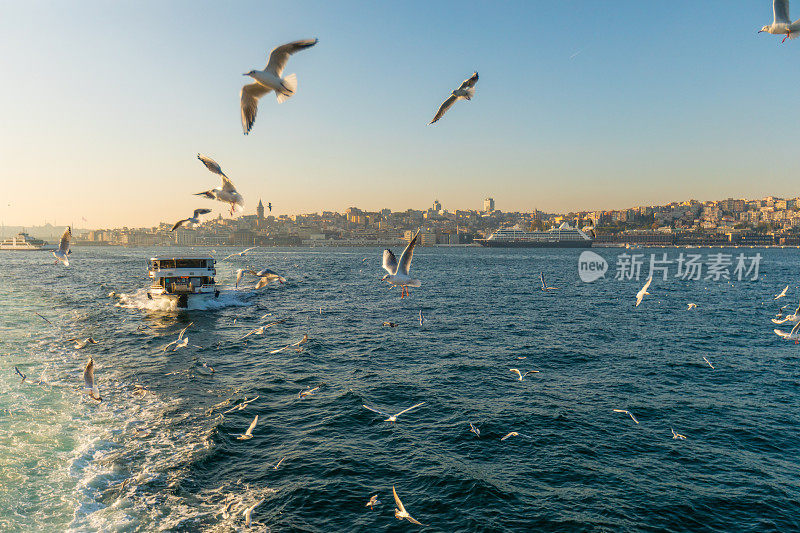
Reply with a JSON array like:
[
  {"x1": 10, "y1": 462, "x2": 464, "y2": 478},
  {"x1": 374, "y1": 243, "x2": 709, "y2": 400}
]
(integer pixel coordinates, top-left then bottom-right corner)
[
  {"x1": 382, "y1": 230, "x2": 421, "y2": 298},
  {"x1": 53, "y1": 227, "x2": 72, "y2": 266},
  {"x1": 171, "y1": 208, "x2": 212, "y2": 231},
  {"x1": 760, "y1": 0, "x2": 800, "y2": 42},
  {"x1": 772, "y1": 298, "x2": 800, "y2": 324},
  {"x1": 362, "y1": 402, "x2": 425, "y2": 423},
  {"x1": 222, "y1": 247, "x2": 257, "y2": 262},
  {"x1": 195, "y1": 154, "x2": 244, "y2": 215},
  {"x1": 241, "y1": 38, "x2": 319, "y2": 134},
  {"x1": 237, "y1": 415, "x2": 258, "y2": 440},
  {"x1": 393, "y1": 486, "x2": 425, "y2": 526},
  {"x1": 510, "y1": 368, "x2": 539, "y2": 381},
  {"x1": 636, "y1": 277, "x2": 653, "y2": 307},
  {"x1": 428, "y1": 71, "x2": 478, "y2": 125},
  {"x1": 83, "y1": 358, "x2": 101, "y2": 401}
]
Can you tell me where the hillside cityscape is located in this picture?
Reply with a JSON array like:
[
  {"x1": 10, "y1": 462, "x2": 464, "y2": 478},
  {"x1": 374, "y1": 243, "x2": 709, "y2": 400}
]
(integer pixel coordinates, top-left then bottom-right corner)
[{"x1": 5, "y1": 195, "x2": 800, "y2": 247}]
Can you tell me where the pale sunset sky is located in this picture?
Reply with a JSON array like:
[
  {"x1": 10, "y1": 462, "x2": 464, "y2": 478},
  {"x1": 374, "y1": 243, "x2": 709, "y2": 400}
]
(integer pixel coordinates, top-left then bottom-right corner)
[{"x1": 1, "y1": 1, "x2": 797, "y2": 228}]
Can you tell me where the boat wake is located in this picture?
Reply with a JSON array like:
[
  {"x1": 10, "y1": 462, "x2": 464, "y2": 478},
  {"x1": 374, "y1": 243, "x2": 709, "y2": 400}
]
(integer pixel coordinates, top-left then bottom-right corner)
[{"x1": 115, "y1": 288, "x2": 254, "y2": 312}]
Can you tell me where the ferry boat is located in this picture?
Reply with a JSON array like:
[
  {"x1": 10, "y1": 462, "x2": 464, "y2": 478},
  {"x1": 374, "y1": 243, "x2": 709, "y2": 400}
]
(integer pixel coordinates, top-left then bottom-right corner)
[
  {"x1": 0, "y1": 232, "x2": 58, "y2": 251},
  {"x1": 146, "y1": 256, "x2": 220, "y2": 308},
  {"x1": 478, "y1": 222, "x2": 593, "y2": 248}
]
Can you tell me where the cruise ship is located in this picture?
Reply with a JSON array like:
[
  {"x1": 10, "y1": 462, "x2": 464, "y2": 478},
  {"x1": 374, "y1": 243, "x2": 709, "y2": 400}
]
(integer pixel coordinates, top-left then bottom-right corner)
[
  {"x1": 478, "y1": 223, "x2": 593, "y2": 248},
  {"x1": 0, "y1": 232, "x2": 58, "y2": 251}
]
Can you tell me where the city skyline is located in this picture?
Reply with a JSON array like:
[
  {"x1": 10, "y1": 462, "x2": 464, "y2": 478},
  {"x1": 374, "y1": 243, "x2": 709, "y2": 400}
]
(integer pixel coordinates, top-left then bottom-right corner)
[{"x1": 2, "y1": 1, "x2": 799, "y2": 227}]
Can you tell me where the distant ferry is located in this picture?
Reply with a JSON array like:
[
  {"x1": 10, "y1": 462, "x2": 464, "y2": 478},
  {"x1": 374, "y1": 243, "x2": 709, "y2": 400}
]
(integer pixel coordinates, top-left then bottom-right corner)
[
  {"x1": 0, "y1": 232, "x2": 58, "y2": 251},
  {"x1": 146, "y1": 256, "x2": 220, "y2": 308},
  {"x1": 478, "y1": 223, "x2": 593, "y2": 248}
]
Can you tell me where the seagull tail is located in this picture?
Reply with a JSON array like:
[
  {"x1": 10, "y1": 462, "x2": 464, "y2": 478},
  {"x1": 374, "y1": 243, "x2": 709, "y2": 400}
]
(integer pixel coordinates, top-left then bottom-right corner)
[{"x1": 276, "y1": 73, "x2": 297, "y2": 103}]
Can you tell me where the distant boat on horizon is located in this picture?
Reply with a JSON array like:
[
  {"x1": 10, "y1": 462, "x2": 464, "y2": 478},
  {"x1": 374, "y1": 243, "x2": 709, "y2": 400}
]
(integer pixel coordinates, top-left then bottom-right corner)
[
  {"x1": 477, "y1": 222, "x2": 593, "y2": 248},
  {"x1": 0, "y1": 232, "x2": 58, "y2": 251}
]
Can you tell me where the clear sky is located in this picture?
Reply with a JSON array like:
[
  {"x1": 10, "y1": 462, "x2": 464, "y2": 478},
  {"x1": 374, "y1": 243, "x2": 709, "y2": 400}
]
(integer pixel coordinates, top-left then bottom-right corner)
[{"x1": 1, "y1": 1, "x2": 797, "y2": 228}]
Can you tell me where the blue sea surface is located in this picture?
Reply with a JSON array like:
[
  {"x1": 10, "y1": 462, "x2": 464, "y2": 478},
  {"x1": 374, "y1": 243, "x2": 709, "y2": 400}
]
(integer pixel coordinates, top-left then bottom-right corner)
[{"x1": 1, "y1": 246, "x2": 799, "y2": 532}]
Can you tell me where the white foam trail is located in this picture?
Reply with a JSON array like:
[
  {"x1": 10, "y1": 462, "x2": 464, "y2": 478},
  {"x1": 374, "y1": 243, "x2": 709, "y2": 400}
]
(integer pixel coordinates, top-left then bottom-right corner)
[{"x1": 115, "y1": 288, "x2": 253, "y2": 312}]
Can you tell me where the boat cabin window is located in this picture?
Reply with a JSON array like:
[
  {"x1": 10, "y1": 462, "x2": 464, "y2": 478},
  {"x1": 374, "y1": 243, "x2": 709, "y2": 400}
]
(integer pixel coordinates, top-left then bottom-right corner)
[
  {"x1": 150, "y1": 259, "x2": 210, "y2": 270},
  {"x1": 175, "y1": 259, "x2": 209, "y2": 268}
]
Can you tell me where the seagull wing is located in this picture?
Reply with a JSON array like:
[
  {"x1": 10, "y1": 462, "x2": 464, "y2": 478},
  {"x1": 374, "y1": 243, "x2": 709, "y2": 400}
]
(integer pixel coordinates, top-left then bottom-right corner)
[
  {"x1": 458, "y1": 71, "x2": 479, "y2": 90},
  {"x1": 392, "y1": 486, "x2": 407, "y2": 515},
  {"x1": 510, "y1": 368, "x2": 522, "y2": 379},
  {"x1": 197, "y1": 154, "x2": 226, "y2": 178},
  {"x1": 523, "y1": 370, "x2": 539, "y2": 377},
  {"x1": 540, "y1": 272, "x2": 546, "y2": 290},
  {"x1": 789, "y1": 320, "x2": 800, "y2": 336},
  {"x1": 243, "y1": 247, "x2": 257, "y2": 254},
  {"x1": 397, "y1": 230, "x2": 419, "y2": 276},
  {"x1": 394, "y1": 402, "x2": 425, "y2": 417},
  {"x1": 792, "y1": 298, "x2": 800, "y2": 316},
  {"x1": 221, "y1": 253, "x2": 237, "y2": 261},
  {"x1": 245, "y1": 415, "x2": 258, "y2": 435},
  {"x1": 171, "y1": 219, "x2": 190, "y2": 231},
  {"x1": 775, "y1": 0, "x2": 791, "y2": 24},
  {"x1": 240, "y1": 82, "x2": 271, "y2": 135},
  {"x1": 59, "y1": 227, "x2": 71, "y2": 254},
  {"x1": 362, "y1": 404, "x2": 390, "y2": 417},
  {"x1": 83, "y1": 358, "x2": 96, "y2": 391},
  {"x1": 193, "y1": 208, "x2": 212, "y2": 218},
  {"x1": 382, "y1": 249, "x2": 398, "y2": 274},
  {"x1": 265, "y1": 38, "x2": 319, "y2": 77},
  {"x1": 429, "y1": 94, "x2": 457, "y2": 125},
  {"x1": 178, "y1": 322, "x2": 193, "y2": 340}
]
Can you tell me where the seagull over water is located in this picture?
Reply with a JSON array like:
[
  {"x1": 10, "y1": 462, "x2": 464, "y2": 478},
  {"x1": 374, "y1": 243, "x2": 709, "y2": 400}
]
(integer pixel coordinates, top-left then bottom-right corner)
[
  {"x1": 703, "y1": 356, "x2": 715, "y2": 369},
  {"x1": 510, "y1": 368, "x2": 539, "y2": 381},
  {"x1": 760, "y1": 0, "x2": 800, "y2": 42},
  {"x1": 162, "y1": 322, "x2": 195, "y2": 351},
  {"x1": 636, "y1": 276, "x2": 653, "y2": 307},
  {"x1": 243, "y1": 498, "x2": 264, "y2": 527},
  {"x1": 195, "y1": 154, "x2": 244, "y2": 215},
  {"x1": 171, "y1": 208, "x2": 212, "y2": 231},
  {"x1": 83, "y1": 358, "x2": 101, "y2": 401},
  {"x1": 540, "y1": 272, "x2": 558, "y2": 290},
  {"x1": 774, "y1": 320, "x2": 800, "y2": 342},
  {"x1": 366, "y1": 494, "x2": 380, "y2": 510},
  {"x1": 53, "y1": 227, "x2": 71, "y2": 266},
  {"x1": 382, "y1": 230, "x2": 421, "y2": 298},
  {"x1": 363, "y1": 402, "x2": 425, "y2": 423},
  {"x1": 775, "y1": 284, "x2": 789, "y2": 300},
  {"x1": 772, "y1": 298, "x2": 800, "y2": 324},
  {"x1": 393, "y1": 486, "x2": 424, "y2": 526},
  {"x1": 428, "y1": 71, "x2": 478, "y2": 125},
  {"x1": 237, "y1": 415, "x2": 258, "y2": 440},
  {"x1": 222, "y1": 247, "x2": 257, "y2": 262},
  {"x1": 299, "y1": 386, "x2": 320, "y2": 399},
  {"x1": 687, "y1": 303, "x2": 697, "y2": 310},
  {"x1": 240, "y1": 38, "x2": 319, "y2": 134},
  {"x1": 671, "y1": 428, "x2": 687, "y2": 440},
  {"x1": 469, "y1": 422, "x2": 481, "y2": 437},
  {"x1": 14, "y1": 366, "x2": 26, "y2": 383},
  {"x1": 613, "y1": 409, "x2": 639, "y2": 424},
  {"x1": 500, "y1": 431, "x2": 532, "y2": 441}
]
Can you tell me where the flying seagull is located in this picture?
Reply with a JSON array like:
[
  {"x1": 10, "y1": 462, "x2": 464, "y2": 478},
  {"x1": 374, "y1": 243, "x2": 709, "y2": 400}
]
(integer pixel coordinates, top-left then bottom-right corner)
[
  {"x1": 428, "y1": 71, "x2": 479, "y2": 125},
  {"x1": 382, "y1": 230, "x2": 421, "y2": 298},
  {"x1": 500, "y1": 431, "x2": 532, "y2": 441},
  {"x1": 269, "y1": 333, "x2": 308, "y2": 354},
  {"x1": 759, "y1": 0, "x2": 800, "y2": 42},
  {"x1": 772, "y1": 298, "x2": 800, "y2": 324},
  {"x1": 366, "y1": 494, "x2": 380, "y2": 510},
  {"x1": 273, "y1": 456, "x2": 287, "y2": 470},
  {"x1": 33, "y1": 312, "x2": 53, "y2": 326},
  {"x1": 162, "y1": 322, "x2": 194, "y2": 352},
  {"x1": 253, "y1": 269, "x2": 286, "y2": 289},
  {"x1": 469, "y1": 422, "x2": 480, "y2": 437},
  {"x1": 70, "y1": 337, "x2": 98, "y2": 350},
  {"x1": 171, "y1": 208, "x2": 212, "y2": 231},
  {"x1": 362, "y1": 402, "x2": 425, "y2": 423},
  {"x1": 299, "y1": 386, "x2": 320, "y2": 399},
  {"x1": 195, "y1": 154, "x2": 244, "y2": 215},
  {"x1": 775, "y1": 285, "x2": 789, "y2": 300},
  {"x1": 671, "y1": 428, "x2": 687, "y2": 440},
  {"x1": 267, "y1": 202, "x2": 272, "y2": 212},
  {"x1": 540, "y1": 272, "x2": 558, "y2": 290},
  {"x1": 243, "y1": 498, "x2": 264, "y2": 527},
  {"x1": 636, "y1": 276, "x2": 653, "y2": 307},
  {"x1": 14, "y1": 366, "x2": 26, "y2": 383},
  {"x1": 702, "y1": 356, "x2": 715, "y2": 369},
  {"x1": 83, "y1": 358, "x2": 102, "y2": 401},
  {"x1": 393, "y1": 486, "x2": 425, "y2": 526},
  {"x1": 237, "y1": 415, "x2": 258, "y2": 440},
  {"x1": 687, "y1": 303, "x2": 697, "y2": 310},
  {"x1": 53, "y1": 227, "x2": 71, "y2": 266},
  {"x1": 613, "y1": 409, "x2": 639, "y2": 424},
  {"x1": 774, "y1": 320, "x2": 800, "y2": 342},
  {"x1": 510, "y1": 368, "x2": 539, "y2": 381},
  {"x1": 222, "y1": 247, "x2": 257, "y2": 262},
  {"x1": 419, "y1": 310, "x2": 425, "y2": 326},
  {"x1": 240, "y1": 38, "x2": 319, "y2": 134}
]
